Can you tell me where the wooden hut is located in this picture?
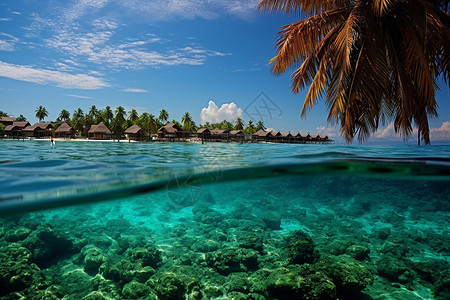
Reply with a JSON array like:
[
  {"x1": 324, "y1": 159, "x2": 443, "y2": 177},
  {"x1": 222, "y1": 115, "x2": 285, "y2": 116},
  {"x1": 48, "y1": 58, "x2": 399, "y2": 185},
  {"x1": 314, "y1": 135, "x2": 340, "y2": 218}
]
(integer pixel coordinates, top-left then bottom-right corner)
[
  {"x1": 22, "y1": 123, "x2": 53, "y2": 138},
  {"x1": 157, "y1": 123, "x2": 184, "y2": 140},
  {"x1": 5, "y1": 121, "x2": 30, "y2": 138},
  {"x1": 252, "y1": 129, "x2": 272, "y2": 142},
  {"x1": 125, "y1": 124, "x2": 143, "y2": 141},
  {"x1": 55, "y1": 122, "x2": 75, "y2": 139},
  {"x1": 210, "y1": 128, "x2": 230, "y2": 140},
  {"x1": 281, "y1": 132, "x2": 293, "y2": 143},
  {"x1": 0, "y1": 116, "x2": 16, "y2": 126},
  {"x1": 230, "y1": 130, "x2": 244, "y2": 141},
  {"x1": 88, "y1": 122, "x2": 112, "y2": 140},
  {"x1": 197, "y1": 128, "x2": 211, "y2": 139}
]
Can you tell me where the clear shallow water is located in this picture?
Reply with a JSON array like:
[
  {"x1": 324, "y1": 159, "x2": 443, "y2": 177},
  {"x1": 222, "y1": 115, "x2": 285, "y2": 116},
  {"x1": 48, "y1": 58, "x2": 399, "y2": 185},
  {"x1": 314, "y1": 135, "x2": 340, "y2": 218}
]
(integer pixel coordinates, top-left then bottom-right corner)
[{"x1": 0, "y1": 140, "x2": 449, "y2": 299}]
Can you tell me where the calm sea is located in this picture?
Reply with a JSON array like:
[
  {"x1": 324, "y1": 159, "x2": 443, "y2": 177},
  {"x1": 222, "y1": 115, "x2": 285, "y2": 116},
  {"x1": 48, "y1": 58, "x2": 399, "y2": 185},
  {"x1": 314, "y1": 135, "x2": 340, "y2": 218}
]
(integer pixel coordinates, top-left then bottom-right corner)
[{"x1": 0, "y1": 140, "x2": 449, "y2": 299}]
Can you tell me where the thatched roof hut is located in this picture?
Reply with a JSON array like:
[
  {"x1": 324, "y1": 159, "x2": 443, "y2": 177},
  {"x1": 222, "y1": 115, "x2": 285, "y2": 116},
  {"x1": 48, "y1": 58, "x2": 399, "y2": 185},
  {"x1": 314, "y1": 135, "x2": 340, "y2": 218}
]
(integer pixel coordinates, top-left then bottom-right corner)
[
  {"x1": 125, "y1": 124, "x2": 143, "y2": 140},
  {"x1": 253, "y1": 129, "x2": 272, "y2": 137},
  {"x1": 157, "y1": 123, "x2": 184, "y2": 139},
  {"x1": 5, "y1": 121, "x2": 30, "y2": 138},
  {"x1": 23, "y1": 123, "x2": 53, "y2": 138},
  {"x1": 197, "y1": 128, "x2": 211, "y2": 139},
  {"x1": 0, "y1": 116, "x2": 17, "y2": 126},
  {"x1": 230, "y1": 130, "x2": 243, "y2": 135},
  {"x1": 55, "y1": 122, "x2": 75, "y2": 138},
  {"x1": 88, "y1": 122, "x2": 112, "y2": 139}
]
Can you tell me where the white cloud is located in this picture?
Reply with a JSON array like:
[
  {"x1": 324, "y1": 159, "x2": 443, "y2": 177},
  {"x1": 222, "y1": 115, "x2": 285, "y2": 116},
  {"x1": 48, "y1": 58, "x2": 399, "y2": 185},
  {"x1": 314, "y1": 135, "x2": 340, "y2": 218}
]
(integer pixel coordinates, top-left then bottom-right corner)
[
  {"x1": 64, "y1": 94, "x2": 94, "y2": 99},
  {"x1": 200, "y1": 101, "x2": 243, "y2": 124},
  {"x1": 315, "y1": 125, "x2": 338, "y2": 138},
  {"x1": 12, "y1": 12, "x2": 21, "y2": 15},
  {"x1": 0, "y1": 60, "x2": 109, "y2": 89},
  {"x1": 46, "y1": 24, "x2": 227, "y2": 69},
  {"x1": 0, "y1": 33, "x2": 19, "y2": 52},
  {"x1": 374, "y1": 121, "x2": 450, "y2": 142},
  {"x1": 120, "y1": 0, "x2": 258, "y2": 21},
  {"x1": 123, "y1": 88, "x2": 149, "y2": 93},
  {"x1": 430, "y1": 121, "x2": 450, "y2": 141}
]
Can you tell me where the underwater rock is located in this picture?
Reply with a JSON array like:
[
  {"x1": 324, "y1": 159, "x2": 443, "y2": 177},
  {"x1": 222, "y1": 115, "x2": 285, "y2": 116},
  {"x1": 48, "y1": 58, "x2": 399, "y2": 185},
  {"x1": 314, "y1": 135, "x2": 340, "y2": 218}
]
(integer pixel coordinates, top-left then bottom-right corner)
[
  {"x1": 286, "y1": 230, "x2": 318, "y2": 265},
  {"x1": 206, "y1": 247, "x2": 259, "y2": 275},
  {"x1": 377, "y1": 254, "x2": 412, "y2": 283},
  {"x1": 375, "y1": 227, "x2": 391, "y2": 240},
  {"x1": 326, "y1": 239, "x2": 352, "y2": 256},
  {"x1": 23, "y1": 225, "x2": 76, "y2": 268},
  {"x1": 83, "y1": 246, "x2": 106, "y2": 275},
  {"x1": 150, "y1": 272, "x2": 187, "y2": 300},
  {"x1": 4, "y1": 227, "x2": 31, "y2": 242},
  {"x1": 201, "y1": 285, "x2": 225, "y2": 298},
  {"x1": 60, "y1": 269, "x2": 94, "y2": 298},
  {"x1": 236, "y1": 231, "x2": 264, "y2": 252},
  {"x1": 127, "y1": 245, "x2": 162, "y2": 269},
  {"x1": 101, "y1": 255, "x2": 155, "y2": 285},
  {"x1": 260, "y1": 211, "x2": 282, "y2": 230},
  {"x1": 122, "y1": 280, "x2": 157, "y2": 299},
  {"x1": 191, "y1": 239, "x2": 220, "y2": 252},
  {"x1": 316, "y1": 255, "x2": 374, "y2": 295},
  {"x1": 265, "y1": 266, "x2": 336, "y2": 300},
  {"x1": 0, "y1": 243, "x2": 43, "y2": 296},
  {"x1": 345, "y1": 245, "x2": 370, "y2": 261},
  {"x1": 226, "y1": 291, "x2": 267, "y2": 300},
  {"x1": 82, "y1": 291, "x2": 108, "y2": 300},
  {"x1": 433, "y1": 270, "x2": 450, "y2": 300},
  {"x1": 193, "y1": 210, "x2": 225, "y2": 225}
]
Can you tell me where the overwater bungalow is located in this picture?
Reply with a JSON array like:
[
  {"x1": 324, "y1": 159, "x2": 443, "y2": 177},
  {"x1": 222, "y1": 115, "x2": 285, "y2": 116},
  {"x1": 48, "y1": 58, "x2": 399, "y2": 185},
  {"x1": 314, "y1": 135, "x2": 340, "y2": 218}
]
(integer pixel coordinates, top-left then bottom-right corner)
[
  {"x1": 210, "y1": 128, "x2": 230, "y2": 140},
  {"x1": 197, "y1": 128, "x2": 211, "y2": 140},
  {"x1": 5, "y1": 121, "x2": 30, "y2": 138},
  {"x1": 22, "y1": 123, "x2": 53, "y2": 138},
  {"x1": 125, "y1": 124, "x2": 143, "y2": 141},
  {"x1": 281, "y1": 132, "x2": 293, "y2": 143},
  {"x1": 252, "y1": 129, "x2": 273, "y2": 142},
  {"x1": 0, "y1": 116, "x2": 17, "y2": 126},
  {"x1": 230, "y1": 130, "x2": 244, "y2": 141},
  {"x1": 88, "y1": 122, "x2": 112, "y2": 140},
  {"x1": 55, "y1": 122, "x2": 75, "y2": 139},
  {"x1": 157, "y1": 123, "x2": 184, "y2": 140}
]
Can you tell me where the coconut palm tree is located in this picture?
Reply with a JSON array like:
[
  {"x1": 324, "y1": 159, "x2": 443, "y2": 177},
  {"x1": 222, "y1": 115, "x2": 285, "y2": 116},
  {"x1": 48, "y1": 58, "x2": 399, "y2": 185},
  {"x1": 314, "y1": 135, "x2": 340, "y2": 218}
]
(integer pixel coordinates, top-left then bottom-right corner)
[
  {"x1": 181, "y1": 112, "x2": 194, "y2": 132},
  {"x1": 159, "y1": 109, "x2": 169, "y2": 125},
  {"x1": 255, "y1": 120, "x2": 265, "y2": 131},
  {"x1": 35, "y1": 106, "x2": 48, "y2": 122},
  {"x1": 234, "y1": 118, "x2": 245, "y2": 130},
  {"x1": 104, "y1": 106, "x2": 114, "y2": 125},
  {"x1": 16, "y1": 115, "x2": 27, "y2": 122},
  {"x1": 58, "y1": 109, "x2": 70, "y2": 121},
  {"x1": 71, "y1": 108, "x2": 85, "y2": 136},
  {"x1": 0, "y1": 111, "x2": 7, "y2": 117},
  {"x1": 259, "y1": 0, "x2": 450, "y2": 144},
  {"x1": 138, "y1": 113, "x2": 151, "y2": 137},
  {"x1": 245, "y1": 120, "x2": 255, "y2": 134},
  {"x1": 128, "y1": 109, "x2": 139, "y2": 123},
  {"x1": 89, "y1": 105, "x2": 99, "y2": 119}
]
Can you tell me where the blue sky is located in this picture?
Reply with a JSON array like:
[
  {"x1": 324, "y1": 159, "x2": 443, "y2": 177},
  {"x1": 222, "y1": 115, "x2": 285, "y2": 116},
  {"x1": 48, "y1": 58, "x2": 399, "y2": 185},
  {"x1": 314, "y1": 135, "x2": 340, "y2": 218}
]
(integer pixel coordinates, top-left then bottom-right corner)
[{"x1": 1, "y1": 0, "x2": 449, "y2": 143}]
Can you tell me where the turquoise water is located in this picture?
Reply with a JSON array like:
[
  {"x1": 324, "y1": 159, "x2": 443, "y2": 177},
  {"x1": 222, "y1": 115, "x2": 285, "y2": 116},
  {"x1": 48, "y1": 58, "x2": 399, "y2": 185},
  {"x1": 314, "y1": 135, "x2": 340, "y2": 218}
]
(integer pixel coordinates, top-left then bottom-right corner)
[{"x1": 0, "y1": 140, "x2": 449, "y2": 299}]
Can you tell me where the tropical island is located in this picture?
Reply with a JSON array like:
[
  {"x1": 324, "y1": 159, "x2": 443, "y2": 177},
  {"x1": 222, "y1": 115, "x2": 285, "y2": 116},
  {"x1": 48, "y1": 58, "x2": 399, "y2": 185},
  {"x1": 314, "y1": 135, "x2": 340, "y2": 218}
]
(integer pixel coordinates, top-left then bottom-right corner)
[{"x1": 0, "y1": 107, "x2": 332, "y2": 144}]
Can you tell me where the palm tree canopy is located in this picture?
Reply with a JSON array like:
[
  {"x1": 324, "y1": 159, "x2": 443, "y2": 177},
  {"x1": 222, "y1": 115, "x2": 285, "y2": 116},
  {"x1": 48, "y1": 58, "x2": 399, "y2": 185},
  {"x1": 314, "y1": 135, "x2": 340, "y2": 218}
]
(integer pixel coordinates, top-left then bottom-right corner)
[
  {"x1": 16, "y1": 115, "x2": 27, "y2": 122},
  {"x1": 59, "y1": 109, "x2": 70, "y2": 121},
  {"x1": 235, "y1": 118, "x2": 245, "y2": 130},
  {"x1": 128, "y1": 109, "x2": 139, "y2": 122},
  {"x1": 159, "y1": 109, "x2": 169, "y2": 123},
  {"x1": 35, "y1": 106, "x2": 48, "y2": 122},
  {"x1": 89, "y1": 105, "x2": 99, "y2": 118},
  {"x1": 260, "y1": 0, "x2": 450, "y2": 144}
]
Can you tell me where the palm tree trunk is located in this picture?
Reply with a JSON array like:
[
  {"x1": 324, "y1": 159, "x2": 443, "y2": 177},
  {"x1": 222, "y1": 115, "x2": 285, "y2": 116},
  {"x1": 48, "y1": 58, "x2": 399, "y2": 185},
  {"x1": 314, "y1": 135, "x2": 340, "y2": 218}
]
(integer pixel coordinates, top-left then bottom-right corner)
[{"x1": 418, "y1": 130, "x2": 420, "y2": 146}]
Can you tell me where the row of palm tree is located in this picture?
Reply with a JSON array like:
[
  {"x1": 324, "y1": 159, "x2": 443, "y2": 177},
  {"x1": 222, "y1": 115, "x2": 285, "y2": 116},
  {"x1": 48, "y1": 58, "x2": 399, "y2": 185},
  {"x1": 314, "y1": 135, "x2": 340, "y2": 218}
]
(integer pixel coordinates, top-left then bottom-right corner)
[{"x1": 32, "y1": 105, "x2": 266, "y2": 137}]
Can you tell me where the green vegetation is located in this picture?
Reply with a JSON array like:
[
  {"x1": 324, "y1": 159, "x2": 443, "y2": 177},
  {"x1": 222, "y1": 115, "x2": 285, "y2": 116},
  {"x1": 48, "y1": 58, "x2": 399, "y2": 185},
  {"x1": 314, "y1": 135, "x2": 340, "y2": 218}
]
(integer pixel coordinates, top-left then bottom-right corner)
[
  {"x1": 259, "y1": 0, "x2": 450, "y2": 145},
  {"x1": 8, "y1": 106, "x2": 267, "y2": 138},
  {"x1": 35, "y1": 106, "x2": 48, "y2": 122}
]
